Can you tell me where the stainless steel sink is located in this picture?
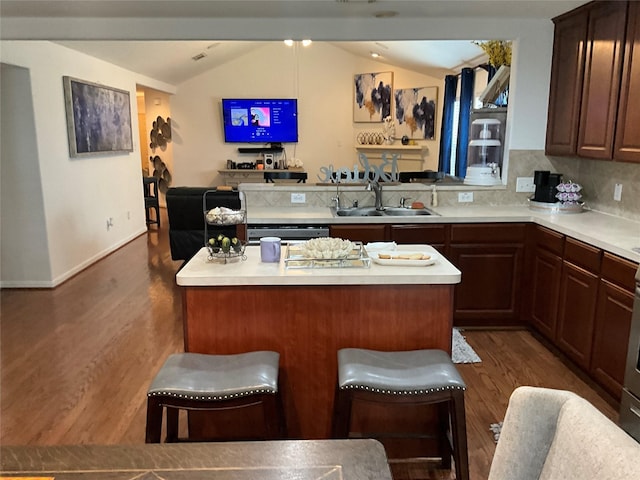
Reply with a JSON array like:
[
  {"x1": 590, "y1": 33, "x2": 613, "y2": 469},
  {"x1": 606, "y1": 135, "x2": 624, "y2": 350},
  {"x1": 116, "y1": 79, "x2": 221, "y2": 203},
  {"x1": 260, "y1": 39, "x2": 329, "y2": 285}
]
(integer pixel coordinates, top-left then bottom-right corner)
[{"x1": 330, "y1": 206, "x2": 437, "y2": 217}]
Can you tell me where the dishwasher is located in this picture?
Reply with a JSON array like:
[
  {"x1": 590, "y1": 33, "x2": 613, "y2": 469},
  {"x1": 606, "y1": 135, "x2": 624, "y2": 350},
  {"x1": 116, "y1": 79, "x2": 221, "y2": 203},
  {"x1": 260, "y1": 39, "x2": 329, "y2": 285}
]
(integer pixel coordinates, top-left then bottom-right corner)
[{"x1": 246, "y1": 225, "x2": 330, "y2": 244}]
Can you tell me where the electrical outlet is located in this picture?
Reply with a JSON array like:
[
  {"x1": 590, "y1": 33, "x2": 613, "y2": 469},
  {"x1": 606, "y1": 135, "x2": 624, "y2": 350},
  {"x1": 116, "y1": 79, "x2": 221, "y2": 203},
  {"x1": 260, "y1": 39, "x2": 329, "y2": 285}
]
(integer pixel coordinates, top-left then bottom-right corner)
[
  {"x1": 291, "y1": 193, "x2": 306, "y2": 204},
  {"x1": 106, "y1": 217, "x2": 114, "y2": 230},
  {"x1": 458, "y1": 192, "x2": 474, "y2": 203},
  {"x1": 516, "y1": 177, "x2": 536, "y2": 193},
  {"x1": 614, "y1": 183, "x2": 623, "y2": 202}
]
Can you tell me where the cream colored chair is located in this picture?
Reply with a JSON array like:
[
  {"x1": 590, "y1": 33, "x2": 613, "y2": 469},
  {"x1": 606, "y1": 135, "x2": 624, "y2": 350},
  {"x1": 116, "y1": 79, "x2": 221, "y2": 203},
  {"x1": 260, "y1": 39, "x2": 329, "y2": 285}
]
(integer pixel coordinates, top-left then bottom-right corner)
[{"x1": 488, "y1": 386, "x2": 640, "y2": 480}]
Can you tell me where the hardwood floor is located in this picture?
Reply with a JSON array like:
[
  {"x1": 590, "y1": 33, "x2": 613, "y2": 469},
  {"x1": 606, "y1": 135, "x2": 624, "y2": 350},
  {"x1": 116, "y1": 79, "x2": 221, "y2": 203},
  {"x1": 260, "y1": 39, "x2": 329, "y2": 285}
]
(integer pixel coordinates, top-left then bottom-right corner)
[{"x1": 0, "y1": 210, "x2": 618, "y2": 480}]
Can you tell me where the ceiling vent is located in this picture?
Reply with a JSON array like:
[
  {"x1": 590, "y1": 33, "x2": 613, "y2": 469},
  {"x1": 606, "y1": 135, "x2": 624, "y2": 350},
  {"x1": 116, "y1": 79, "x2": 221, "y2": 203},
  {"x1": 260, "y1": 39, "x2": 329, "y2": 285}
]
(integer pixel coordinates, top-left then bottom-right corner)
[{"x1": 192, "y1": 52, "x2": 207, "y2": 62}]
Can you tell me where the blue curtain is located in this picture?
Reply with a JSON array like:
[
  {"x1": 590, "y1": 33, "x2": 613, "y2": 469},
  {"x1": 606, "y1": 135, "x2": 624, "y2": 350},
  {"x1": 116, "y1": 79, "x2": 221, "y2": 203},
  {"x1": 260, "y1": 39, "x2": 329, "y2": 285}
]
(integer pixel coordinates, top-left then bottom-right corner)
[
  {"x1": 455, "y1": 68, "x2": 475, "y2": 178},
  {"x1": 437, "y1": 75, "x2": 458, "y2": 174}
]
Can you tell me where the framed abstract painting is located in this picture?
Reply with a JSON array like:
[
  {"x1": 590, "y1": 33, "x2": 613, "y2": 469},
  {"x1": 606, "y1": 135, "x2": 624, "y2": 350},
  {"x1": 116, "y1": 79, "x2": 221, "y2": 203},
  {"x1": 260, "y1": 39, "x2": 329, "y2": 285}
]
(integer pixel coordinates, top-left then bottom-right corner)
[
  {"x1": 394, "y1": 86, "x2": 438, "y2": 140},
  {"x1": 353, "y1": 71, "x2": 393, "y2": 123},
  {"x1": 63, "y1": 76, "x2": 133, "y2": 157}
]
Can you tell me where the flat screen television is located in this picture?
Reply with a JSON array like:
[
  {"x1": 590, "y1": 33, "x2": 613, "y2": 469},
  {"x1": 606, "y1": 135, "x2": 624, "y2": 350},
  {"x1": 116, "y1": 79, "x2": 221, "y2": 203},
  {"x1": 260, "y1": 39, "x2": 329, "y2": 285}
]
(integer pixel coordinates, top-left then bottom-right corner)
[{"x1": 221, "y1": 98, "x2": 298, "y2": 144}]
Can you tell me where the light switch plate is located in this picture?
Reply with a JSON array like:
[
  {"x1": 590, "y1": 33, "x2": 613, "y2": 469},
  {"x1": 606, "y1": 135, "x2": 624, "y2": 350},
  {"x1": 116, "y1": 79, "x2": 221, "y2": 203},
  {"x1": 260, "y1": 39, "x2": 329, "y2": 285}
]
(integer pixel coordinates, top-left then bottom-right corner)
[
  {"x1": 516, "y1": 177, "x2": 536, "y2": 193},
  {"x1": 614, "y1": 183, "x2": 623, "y2": 202},
  {"x1": 291, "y1": 193, "x2": 306, "y2": 203}
]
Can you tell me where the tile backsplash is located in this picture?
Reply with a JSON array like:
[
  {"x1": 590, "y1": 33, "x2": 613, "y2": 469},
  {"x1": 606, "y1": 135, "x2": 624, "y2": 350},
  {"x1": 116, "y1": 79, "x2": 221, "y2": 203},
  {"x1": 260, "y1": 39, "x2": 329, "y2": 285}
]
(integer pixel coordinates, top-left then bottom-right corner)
[{"x1": 241, "y1": 150, "x2": 639, "y2": 222}]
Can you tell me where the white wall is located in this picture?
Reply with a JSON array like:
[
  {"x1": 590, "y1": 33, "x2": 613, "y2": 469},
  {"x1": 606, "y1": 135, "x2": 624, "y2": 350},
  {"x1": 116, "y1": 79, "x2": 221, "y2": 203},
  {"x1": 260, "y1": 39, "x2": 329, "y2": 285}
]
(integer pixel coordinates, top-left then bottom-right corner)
[
  {"x1": 172, "y1": 42, "x2": 444, "y2": 187},
  {"x1": 0, "y1": 41, "x2": 175, "y2": 287}
]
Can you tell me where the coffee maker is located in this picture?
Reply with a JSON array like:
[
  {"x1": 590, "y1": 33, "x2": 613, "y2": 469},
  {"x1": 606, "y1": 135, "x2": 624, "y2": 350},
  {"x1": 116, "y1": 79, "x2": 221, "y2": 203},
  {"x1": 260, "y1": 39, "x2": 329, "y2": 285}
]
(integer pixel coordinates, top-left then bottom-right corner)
[{"x1": 533, "y1": 170, "x2": 563, "y2": 203}]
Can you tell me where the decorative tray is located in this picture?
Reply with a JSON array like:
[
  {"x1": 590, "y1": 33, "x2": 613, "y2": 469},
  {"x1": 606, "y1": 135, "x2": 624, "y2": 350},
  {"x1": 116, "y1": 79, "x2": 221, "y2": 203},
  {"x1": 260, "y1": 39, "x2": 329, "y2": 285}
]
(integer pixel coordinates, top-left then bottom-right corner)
[
  {"x1": 284, "y1": 241, "x2": 371, "y2": 269},
  {"x1": 528, "y1": 199, "x2": 585, "y2": 214}
]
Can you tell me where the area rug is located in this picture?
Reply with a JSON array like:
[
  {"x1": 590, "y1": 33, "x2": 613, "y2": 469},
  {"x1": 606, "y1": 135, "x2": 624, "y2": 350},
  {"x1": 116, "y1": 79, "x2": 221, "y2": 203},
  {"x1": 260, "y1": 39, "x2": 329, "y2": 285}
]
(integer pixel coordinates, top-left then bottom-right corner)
[
  {"x1": 452, "y1": 328, "x2": 482, "y2": 364},
  {"x1": 490, "y1": 422, "x2": 503, "y2": 443}
]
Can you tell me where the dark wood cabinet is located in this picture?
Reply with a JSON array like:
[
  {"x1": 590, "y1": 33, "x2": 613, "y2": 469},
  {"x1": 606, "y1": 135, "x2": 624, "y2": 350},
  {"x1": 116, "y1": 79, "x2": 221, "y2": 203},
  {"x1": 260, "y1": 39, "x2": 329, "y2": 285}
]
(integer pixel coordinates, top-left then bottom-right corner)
[
  {"x1": 614, "y1": 0, "x2": 640, "y2": 162},
  {"x1": 546, "y1": 7, "x2": 588, "y2": 156},
  {"x1": 449, "y1": 224, "x2": 526, "y2": 327},
  {"x1": 577, "y1": 1, "x2": 627, "y2": 159},
  {"x1": 555, "y1": 237, "x2": 602, "y2": 370},
  {"x1": 329, "y1": 224, "x2": 387, "y2": 243},
  {"x1": 389, "y1": 224, "x2": 448, "y2": 254},
  {"x1": 547, "y1": 1, "x2": 639, "y2": 163},
  {"x1": 590, "y1": 253, "x2": 637, "y2": 399},
  {"x1": 527, "y1": 226, "x2": 565, "y2": 341}
]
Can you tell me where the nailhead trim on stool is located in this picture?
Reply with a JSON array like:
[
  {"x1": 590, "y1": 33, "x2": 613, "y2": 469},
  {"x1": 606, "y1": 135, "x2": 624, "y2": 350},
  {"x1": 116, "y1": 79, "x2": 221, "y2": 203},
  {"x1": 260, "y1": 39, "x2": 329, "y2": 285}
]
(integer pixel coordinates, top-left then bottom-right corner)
[
  {"x1": 332, "y1": 348, "x2": 469, "y2": 480},
  {"x1": 145, "y1": 351, "x2": 286, "y2": 443}
]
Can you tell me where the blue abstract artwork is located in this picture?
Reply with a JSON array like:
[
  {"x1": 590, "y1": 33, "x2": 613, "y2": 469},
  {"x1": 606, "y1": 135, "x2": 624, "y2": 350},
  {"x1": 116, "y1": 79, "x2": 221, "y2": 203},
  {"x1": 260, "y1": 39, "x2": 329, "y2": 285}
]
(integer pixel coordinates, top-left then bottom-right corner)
[
  {"x1": 353, "y1": 72, "x2": 393, "y2": 123},
  {"x1": 394, "y1": 87, "x2": 438, "y2": 140}
]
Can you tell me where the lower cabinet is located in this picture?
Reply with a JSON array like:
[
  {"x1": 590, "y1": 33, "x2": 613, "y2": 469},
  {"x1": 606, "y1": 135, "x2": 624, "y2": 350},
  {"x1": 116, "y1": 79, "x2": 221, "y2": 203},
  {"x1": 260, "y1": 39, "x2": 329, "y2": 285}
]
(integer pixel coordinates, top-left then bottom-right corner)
[
  {"x1": 590, "y1": 253, "x2": 637, "y2": 400},
  {"x1": 449, "y1": 223, "x2": 526, "y2": 327},
  {"x1": 556, "y1": 260, "x2": 600, "y2": 370},
  {"x1": 389, "y1": 224, "x2": 448, "y2": 254},
  {"x1": 329, "y1": 224, "x2": 387, "y2": 243}
]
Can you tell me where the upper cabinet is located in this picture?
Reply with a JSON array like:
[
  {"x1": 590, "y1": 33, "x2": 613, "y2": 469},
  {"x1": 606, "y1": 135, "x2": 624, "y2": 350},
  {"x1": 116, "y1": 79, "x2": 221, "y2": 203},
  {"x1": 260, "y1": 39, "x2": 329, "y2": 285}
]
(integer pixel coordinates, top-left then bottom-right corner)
[
  {"x1": 546, "y1": 1, "x2": 640, "y2": 163},
  {"x1": 614, "y1": 1, "x2": 640, "y2": 161}
]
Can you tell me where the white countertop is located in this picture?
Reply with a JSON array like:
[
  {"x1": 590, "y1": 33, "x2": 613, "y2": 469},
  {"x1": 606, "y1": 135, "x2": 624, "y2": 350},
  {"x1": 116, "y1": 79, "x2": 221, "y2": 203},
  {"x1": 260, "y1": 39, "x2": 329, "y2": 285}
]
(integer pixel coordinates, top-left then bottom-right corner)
[
  {"x1": 177, "y1": 244, "x2": 461, "y2": 287},
  {"x1": 247, "y1": 205, "x2": 640, "y2": 264}
]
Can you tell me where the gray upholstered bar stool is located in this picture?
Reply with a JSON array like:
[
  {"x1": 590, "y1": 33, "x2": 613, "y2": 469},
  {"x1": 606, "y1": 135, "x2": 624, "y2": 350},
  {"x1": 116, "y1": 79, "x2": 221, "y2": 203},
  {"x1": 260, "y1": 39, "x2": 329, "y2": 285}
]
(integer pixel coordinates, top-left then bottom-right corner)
[
  {"x1": 332, "y1": 348, "x2": 469, "y2": 480},
  {"x1": 145, "y1": 351, "x2": 286, "y2": 443}
]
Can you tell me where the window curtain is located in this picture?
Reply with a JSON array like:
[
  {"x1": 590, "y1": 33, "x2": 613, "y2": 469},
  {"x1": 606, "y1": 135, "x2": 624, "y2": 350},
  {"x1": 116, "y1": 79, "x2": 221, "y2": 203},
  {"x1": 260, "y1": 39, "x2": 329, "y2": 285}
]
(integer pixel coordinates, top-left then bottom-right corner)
[
  {"x1": 437, "y1": 75, "x2": 458, "y2": 174},
  {"x1": 455, "y1": 67, "x2": 475, "y2": 178}
]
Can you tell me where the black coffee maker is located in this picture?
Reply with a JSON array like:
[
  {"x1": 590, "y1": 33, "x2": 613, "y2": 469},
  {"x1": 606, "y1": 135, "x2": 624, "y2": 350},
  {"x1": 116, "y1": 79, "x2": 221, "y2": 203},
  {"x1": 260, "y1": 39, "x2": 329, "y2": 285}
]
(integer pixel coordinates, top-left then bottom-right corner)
[{"x1": 533, "y1": 170, "x2": 563, "y2": 203}]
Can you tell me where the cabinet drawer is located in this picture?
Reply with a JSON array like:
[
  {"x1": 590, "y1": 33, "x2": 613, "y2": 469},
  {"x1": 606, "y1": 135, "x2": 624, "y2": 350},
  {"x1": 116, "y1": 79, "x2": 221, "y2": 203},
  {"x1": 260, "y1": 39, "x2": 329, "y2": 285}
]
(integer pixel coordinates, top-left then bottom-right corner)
[
  {"x1": 601, "y1": 253, "x2": 638, "y2": 291},
  {"x1": 390, "y1": 224, "x2": 447, "y2": 244},
  {"x1": 564, "y1": 237, "x2": 602, "y2": 272},
  {"x1": 533, "y1": 225, "x2": 565, "y2": 255},
  {"x1": 450, "y1": 223, "x2": 526, "y2": 243}
]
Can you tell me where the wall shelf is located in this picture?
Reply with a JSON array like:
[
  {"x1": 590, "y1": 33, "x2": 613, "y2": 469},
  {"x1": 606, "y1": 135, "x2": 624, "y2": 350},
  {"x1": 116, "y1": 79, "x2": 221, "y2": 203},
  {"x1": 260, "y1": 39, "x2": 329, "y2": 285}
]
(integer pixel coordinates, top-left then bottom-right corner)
[{"x1": 355, "y1": 144, "x2": 431, "y2": 170}]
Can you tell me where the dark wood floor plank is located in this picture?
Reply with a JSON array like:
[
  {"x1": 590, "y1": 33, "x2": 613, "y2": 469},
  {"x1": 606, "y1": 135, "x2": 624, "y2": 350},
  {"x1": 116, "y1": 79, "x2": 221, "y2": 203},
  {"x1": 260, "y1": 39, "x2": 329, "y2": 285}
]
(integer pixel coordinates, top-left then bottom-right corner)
[{"x1": 0, "y1": 209, "x2": 618, "y2": 480}]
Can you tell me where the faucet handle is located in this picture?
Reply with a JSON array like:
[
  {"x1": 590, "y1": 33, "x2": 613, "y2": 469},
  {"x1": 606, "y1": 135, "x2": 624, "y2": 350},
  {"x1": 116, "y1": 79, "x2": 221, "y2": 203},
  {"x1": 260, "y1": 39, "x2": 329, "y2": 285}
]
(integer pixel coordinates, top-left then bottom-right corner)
[{"x1": 400, "y1": 196, "x2": 412, "y2": 208}]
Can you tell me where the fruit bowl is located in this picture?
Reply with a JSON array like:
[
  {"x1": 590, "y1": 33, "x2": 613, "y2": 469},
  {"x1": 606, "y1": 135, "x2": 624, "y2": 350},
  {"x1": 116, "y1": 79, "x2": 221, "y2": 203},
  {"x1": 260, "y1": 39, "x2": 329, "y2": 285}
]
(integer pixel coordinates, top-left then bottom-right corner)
[{"x1": 206, "y1": 236, "x2": 247, "y2": 263}]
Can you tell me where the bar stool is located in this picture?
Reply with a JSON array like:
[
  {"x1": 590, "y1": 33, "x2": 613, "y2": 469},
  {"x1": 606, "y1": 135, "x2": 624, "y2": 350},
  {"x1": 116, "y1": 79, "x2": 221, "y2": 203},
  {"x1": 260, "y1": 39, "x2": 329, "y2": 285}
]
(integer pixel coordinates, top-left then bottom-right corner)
[
  {"x1": 332, "y1": 348, "x2": 469, "y2": 480},
  {"x1": 145, "y1": 351, "x2": 286, "y2": 443}
]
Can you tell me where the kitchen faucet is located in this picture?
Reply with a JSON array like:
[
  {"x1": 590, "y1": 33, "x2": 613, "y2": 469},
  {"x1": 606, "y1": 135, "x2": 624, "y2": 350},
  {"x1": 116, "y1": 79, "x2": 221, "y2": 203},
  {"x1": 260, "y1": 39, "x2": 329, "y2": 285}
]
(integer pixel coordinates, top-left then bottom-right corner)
[
  {"x1": 331, "y1": 183, "x2": 342, "y2": 209},
  {"x1": 366, "y1": 180, "x2": 384, "y2": 211}
]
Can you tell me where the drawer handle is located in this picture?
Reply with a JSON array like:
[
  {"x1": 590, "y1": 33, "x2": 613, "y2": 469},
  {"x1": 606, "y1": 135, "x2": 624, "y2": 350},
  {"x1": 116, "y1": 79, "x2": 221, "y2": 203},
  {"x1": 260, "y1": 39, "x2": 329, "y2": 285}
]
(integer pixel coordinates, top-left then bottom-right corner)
[{"x1": 630, "y1": 405, "x2": 640, "y2": 419}]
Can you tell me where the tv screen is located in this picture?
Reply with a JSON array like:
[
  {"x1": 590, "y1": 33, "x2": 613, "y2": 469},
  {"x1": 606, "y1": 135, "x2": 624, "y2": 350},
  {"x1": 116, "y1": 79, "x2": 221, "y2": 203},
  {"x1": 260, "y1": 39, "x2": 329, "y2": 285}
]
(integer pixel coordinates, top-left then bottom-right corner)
[{"x1": 222, "y1": 98, "x2": 298, "y2": 143}]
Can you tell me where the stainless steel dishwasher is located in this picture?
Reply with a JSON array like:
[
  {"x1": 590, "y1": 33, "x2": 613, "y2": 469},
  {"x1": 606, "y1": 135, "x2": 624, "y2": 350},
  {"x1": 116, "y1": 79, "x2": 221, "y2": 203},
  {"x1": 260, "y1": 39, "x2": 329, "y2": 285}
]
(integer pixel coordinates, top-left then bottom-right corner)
[{"x1": 246, "y1": 225, "x2": 329, "y2": 244}]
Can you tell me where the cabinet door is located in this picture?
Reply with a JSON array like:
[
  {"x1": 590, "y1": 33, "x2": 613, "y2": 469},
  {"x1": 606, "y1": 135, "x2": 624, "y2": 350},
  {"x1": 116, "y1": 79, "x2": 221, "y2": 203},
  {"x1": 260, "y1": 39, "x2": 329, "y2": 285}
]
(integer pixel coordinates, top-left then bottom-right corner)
[
  {"x1": 528, "y1": 247, "x2": 563, "y2": 341},
  {"x1": 389, "y1": 224, "x2": 447, "y2": 254},
  {"x1": 546, "y1": 8, "x2": 588, "y2": 155},
  {"x1": 614, "y1": 0, "x2": 640, "y2": 163},
  {"x1": 577, "y1": 1, "x2": 627, "y2": 159},
  {"x1": 329, "y1": 224, "x2": 387, "y2": 243},
  {"x1": 556, "y1": 261, "x2": 599, "y2": 370},
  {"x1": 450, "y1": 244, "x2": 524, "y2": 327},
  {"x1": 591, "y1": 279, "x2": 634, "y2": 400}
]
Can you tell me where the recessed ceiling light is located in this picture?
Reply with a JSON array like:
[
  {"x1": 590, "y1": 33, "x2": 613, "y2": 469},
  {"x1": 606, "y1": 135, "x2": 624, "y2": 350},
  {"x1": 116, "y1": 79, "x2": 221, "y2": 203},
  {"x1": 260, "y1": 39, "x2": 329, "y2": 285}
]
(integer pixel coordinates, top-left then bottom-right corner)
[
  {"x1": 373, "y1": 11, "x2": 398, "y2": 18},
  {"x1": 370, "y1": 52, "x2": 381, "y2": 58},
  {"x1": 302, "y1": 39, "x2": 312, "y2": 47},
  {"x1": 284, "y1": 39, "x2": 294, "y2": 47}
]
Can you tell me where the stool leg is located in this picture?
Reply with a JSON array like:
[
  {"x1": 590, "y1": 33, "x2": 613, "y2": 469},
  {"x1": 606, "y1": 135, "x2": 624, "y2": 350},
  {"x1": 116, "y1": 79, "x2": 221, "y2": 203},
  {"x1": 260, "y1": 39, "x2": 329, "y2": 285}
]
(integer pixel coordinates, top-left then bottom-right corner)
[
  {"x1": 451, "y1": 391, "x2": 469, "y2": 480},
  {"x1": 261, "y1": 393, "x2": 281, "y2": 439},
  {"x1": 145, "y1": 396, "x2": 163, "y2": 443},
  {"x1": 438, "y1": 401, "x2": 452, "y2": 469},
  {"x1": 331, "y1": 387, "x2": 352, "y2": 438},
  {"x1": 166, "y1": 406, "x2": 179, "y2": 442}
]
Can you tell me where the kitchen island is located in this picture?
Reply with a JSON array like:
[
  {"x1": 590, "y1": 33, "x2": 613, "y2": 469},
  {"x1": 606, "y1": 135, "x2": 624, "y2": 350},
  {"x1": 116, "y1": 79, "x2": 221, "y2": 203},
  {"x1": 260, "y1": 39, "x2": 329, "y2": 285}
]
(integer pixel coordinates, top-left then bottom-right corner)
[
  {"x1": 0, "y1": 439, "x2": 392, "y2": 480},
  {"x1": 177, "y1": 244, "x2": 461, "y2": 440}
]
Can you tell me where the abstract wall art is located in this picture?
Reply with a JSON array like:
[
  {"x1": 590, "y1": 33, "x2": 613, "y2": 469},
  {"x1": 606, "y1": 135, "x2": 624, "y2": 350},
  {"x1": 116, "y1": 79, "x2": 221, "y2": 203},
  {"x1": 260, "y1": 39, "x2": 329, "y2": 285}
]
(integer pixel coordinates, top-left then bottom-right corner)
[
  {"x1": 353, "y1": 72, "x2": 393, "y2": 123},
  {"x1": 394, "y1": 87, "x2": 438, "y2": 140},
  {"x1": 63, "y1": 76, "x2": 133, "y2": 157}
]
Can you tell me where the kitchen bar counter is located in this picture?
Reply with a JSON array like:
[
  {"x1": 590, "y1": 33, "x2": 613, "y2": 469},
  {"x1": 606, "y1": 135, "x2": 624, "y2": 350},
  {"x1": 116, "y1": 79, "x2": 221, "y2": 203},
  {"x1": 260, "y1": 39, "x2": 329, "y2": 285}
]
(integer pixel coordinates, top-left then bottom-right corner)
[
  {"x1": 246, "y1": 205, "x2": 640, "y2": 263},
  {"x1": 0, "y1": 439, "x2": 392, "y2": 480},
  {"x1": 177, "y1": 245, "x2": 460, "y2": 440},
  {"x1": 177, "y1": 245, "x2": 461, "y2": 286}
]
